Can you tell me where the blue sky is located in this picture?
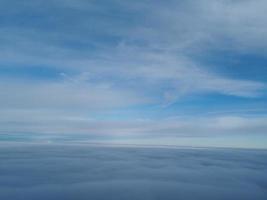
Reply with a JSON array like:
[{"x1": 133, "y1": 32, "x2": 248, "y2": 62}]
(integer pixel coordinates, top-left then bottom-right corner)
[{"x1": 0, "y1": 0, "x2": 267, "y2": 148}]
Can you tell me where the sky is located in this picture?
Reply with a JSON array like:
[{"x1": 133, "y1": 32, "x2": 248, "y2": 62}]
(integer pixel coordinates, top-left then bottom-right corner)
[{"x1": 0, "y1": 0, "x2": 267, "y2": 148}]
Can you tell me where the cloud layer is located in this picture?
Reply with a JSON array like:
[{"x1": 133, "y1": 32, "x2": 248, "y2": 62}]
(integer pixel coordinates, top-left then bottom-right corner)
[{"x1": 0, "y1": 144, "x2": 267, "y2": 200}]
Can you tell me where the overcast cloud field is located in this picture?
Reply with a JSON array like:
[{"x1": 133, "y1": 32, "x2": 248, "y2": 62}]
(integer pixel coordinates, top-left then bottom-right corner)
[{"x1": 0, "y1": 143, "x2": 267, "y2": 200}]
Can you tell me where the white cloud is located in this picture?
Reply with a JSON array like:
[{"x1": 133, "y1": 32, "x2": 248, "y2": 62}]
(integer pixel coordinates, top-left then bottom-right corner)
[
  {"x1": 1, "y1": 106, "x2": 266, "y2": 137},
  {"x1": 0, "y1": 0, "x2": 266, "y2": 104},
  {"x1": 0, "y1": 78, "x2": 149, "y2": 111},
  {"x1": 0, "y1": 0, "x2": 266, "y2": 141}
]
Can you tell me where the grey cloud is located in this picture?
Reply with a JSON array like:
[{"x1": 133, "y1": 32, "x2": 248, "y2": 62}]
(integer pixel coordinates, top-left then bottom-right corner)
[{"x1": 0, "y1": 144, "x2": 267, "y2": 200}]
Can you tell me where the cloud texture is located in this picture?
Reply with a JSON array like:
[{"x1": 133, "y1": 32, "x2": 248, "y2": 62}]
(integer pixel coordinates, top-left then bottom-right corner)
[
  {"x1": 0, "y1": 144, "x2": 267, "y2": 200},
  {"x1": 0, "y1": 0, "x2": 267, "y2": 147}
]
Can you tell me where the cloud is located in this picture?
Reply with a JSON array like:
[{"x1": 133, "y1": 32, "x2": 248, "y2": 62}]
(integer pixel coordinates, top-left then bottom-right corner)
[
  {"x1": 0, "y1": 77, "x2": 149, "y2": 110},
  {"x1": 2, "y1": 0, "x2": 267, "y2": 54},
  {"x1": 0, "y1": 144, "x2": 267, "y2": 200},
  {"x1": 1, "y1": 107, "x2": 267, "y2": 143},
  {"x1": 0, "y1": 0, "x2": 265, "y2": 104},
  {"x1": 0, "y1": 0, "x2": 266, "y2": 146}
]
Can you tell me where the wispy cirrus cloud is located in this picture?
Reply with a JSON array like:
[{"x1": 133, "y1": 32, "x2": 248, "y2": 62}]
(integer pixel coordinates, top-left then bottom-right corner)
[
  {"x1": 0, "y1": 0, "x2": 267, "y2": 147},
  {"x1": 0, "y1": 0, "x2": 266, "y2": 102}
]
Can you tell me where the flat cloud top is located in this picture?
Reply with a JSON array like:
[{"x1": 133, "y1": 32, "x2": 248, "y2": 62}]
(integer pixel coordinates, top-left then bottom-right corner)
[{"x1": 0, "y1": 144, "x2": 267, "y2": 200}]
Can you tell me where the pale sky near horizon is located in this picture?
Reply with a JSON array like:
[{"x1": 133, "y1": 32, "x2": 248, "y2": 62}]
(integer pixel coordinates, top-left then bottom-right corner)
[{"x1": 0, "y1": 0, "x2": 267, "y2": 148}]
